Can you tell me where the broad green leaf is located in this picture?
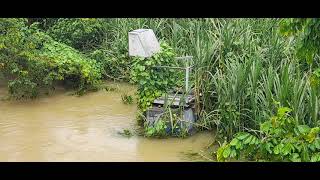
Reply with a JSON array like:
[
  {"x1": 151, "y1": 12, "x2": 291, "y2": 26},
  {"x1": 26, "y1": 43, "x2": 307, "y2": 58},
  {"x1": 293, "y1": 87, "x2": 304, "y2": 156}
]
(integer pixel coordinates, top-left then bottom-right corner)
[
  {"x1": 244, "y1": 135, "x2": 254, "y2": 145},
  {"x1": 277, "y1": 107, "x2": 292, "y2": 117},
  {"x1": 314, "y1": 139, "x2": 320, "y2": 149},
  {"x1": 250, "y1": 136, "x2": 260, "y2": 145},
  {"x1": 290, "y1": 153, "x2": 301, "y2": 162},
  {"x1": 297, "y1": 125, "x2": 311, "y2": 135},
  {"x1": 261, "y1": 121, "x2": 272, "y2": 133},
  {"x1": 274, "y1": 144, "x2": 284, "y2": 155},
  {"x1": 236, "y1": 133, "x2": 251, "y2": 140},
  {"x1": 223, "y1": 147, "x2": 231, "y2": 158},
  {"x1": 282, "y1": 143, "x2": 292, "y2": 155},
  {"x1": 230, "y1": 149, "x2": 237, "y2": 158},
  {"x1": 311, "y1": 153, "x2": 320, "y2": 162},
  {"x1": 235, "y1": 141, "x2": 243, "y2": 150},
  {"x1": 265, "y1": 143, "x2": 273, "y2": 154},
  {"x1": 230, "y1": 138, "x2": 239, "y2": 146}
]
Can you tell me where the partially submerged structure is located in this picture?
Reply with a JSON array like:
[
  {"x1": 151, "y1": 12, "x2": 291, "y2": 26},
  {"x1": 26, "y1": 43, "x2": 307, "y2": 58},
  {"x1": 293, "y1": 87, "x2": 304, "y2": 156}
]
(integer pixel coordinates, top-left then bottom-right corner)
[{"x1": 129, "y1": 29, "x2": 197, "y2": 134}]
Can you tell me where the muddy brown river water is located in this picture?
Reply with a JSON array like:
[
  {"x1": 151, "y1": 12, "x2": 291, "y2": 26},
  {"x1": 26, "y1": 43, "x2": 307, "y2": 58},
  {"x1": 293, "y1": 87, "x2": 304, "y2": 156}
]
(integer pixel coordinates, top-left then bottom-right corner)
[{"x1": 0, "y1": 81, "x2": 215, "y2": 161}]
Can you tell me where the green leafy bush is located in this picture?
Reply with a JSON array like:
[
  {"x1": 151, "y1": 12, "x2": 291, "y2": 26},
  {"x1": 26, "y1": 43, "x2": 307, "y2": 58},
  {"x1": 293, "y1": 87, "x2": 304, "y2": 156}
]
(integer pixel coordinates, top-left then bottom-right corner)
[
  {"x1": 89, "y1": 49, "x2": 131, "y2": 81},
  {"x1": 280, "y1": 18, "x2": 320, "y2": 65},
  {"x1": 0, "y1": 18, "x2": 47, "y2": 98},
  {"x1": 130, "y1": 42, "x2": 181, "y2": 112},
  {"x1": 217, "y1": 106, "x2": 320, "y2": 162},
  {"x1": 47, "y1": 18, "x2": 106, "y2": 51},
  {"x1": 37, "y1": 37, "x2": 102, "y2": 91},
  {"x1": 27, "y1": 18, "x2": 59, "y2": 30},
  {"x1": 0, "y1": 18, "x2": 102, "y2": 99},
  {"x1": 145, "y1": 119, "x2": 168, "y2": 138}
]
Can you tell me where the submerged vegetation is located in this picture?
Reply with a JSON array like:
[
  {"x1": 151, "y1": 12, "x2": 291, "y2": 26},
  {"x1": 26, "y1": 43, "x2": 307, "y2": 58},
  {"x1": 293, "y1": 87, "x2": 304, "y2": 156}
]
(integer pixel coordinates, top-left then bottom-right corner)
[
  {"x1": 118, "y1": 129, "x2": 133, "y2": 138},
  {"x1": 1, "y1": 18, "x2": 320, "y2": 161},
  {"x1": 121, "y1": 93, "x2": 133, "y2": 104}
]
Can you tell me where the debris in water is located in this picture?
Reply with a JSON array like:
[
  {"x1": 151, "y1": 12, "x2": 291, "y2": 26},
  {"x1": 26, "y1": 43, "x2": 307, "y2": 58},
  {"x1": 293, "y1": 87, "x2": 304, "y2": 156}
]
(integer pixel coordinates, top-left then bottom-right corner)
[{"x1": 118, "y1": 129, "x2": 133, "y2": 138}]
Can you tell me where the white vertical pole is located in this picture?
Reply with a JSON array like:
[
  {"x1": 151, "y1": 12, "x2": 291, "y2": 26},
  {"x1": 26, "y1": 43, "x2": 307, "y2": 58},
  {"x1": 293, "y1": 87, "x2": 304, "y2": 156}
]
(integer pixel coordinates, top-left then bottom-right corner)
[
  {"x1": 185, "y1": 67, "x2": 189, "y2": 93},
  {"x1": 185, "y1": 57, "x2": 190, "y2": 93}
]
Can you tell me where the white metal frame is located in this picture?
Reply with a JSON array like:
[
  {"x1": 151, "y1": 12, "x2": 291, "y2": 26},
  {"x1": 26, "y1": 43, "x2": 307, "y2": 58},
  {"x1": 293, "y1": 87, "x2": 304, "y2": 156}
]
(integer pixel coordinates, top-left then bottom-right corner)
[{"x1": 152, "y1": 56, "x2": 193, "y2": 93}]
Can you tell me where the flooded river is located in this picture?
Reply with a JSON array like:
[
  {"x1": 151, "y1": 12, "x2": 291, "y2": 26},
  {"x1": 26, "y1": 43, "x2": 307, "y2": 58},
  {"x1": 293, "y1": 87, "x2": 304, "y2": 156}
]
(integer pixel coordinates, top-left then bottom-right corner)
[{"x1": 0, "y1": 81, "x2": 215, "y2": 161}]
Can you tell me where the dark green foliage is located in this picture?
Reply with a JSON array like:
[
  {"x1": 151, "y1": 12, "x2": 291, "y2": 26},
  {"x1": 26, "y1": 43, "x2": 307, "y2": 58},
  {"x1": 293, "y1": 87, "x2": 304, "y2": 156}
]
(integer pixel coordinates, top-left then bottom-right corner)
[
  {"x1": 280, "y1": 18, "x2": 320, "y2": 65},
  {"x1": 2, "y1": 18, "x2": 320, "y2": 159},
  {"x1": 47, "y1": 18, "x2": 106, "y2": 51},
  {"x1": 217, "y1": 106, "x2": 320, "y2": 162},
  {"x1": 36, "y1": 37, "x2": 102, "y2": 92},
  {"x1": 130, "y1": 42, "x2": 181, "y2": 112},
  {"x1": 144, "y1": 108, "x2": 190, "y2": 138},
  {"x1": 27, "y1": 18, "x2": 59, "y2": 30},
  {"x1": 280, "y1": 19, "x2": 320, "y2": 92},
  {"x1": 89, "y1": 49, "x2": 131, "y2": 81},
  {"x1": 145, "y1": 119, "x2": 168, "y2": 138},
  {"x1": 0, "y1": 18, "x2": 102, "y2": 99}
]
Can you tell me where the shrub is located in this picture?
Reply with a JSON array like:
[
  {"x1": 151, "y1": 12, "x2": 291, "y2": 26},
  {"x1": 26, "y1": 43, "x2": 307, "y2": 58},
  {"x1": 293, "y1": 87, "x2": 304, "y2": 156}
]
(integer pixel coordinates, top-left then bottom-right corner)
[
  {"x1": 217, "y1": 106, "x2": 320, "y2": 162},
  {"x1": 37, "y1": 36, "x2": 102, "y2": 92},
  {"x1": 130, "y1": 41, "x2": 182, "y2": 112},
  {"x1": 89, "y1": 49, "x2": 131, "y2": 81},
  {"x1": 0, "y1": 18, "x2": 102, "y2": 99},
  {"x1": 47, "y1": 18, "x2": 106, "y2": 51},
  {"x1": 280, "y1": 18, "x2": 320, "y2": 66},
  {"x1": 145, "y1": 119, "x2": 168, "y2": 138},
  {"x1": 27, "y1": 18, "x2": 59, "y2": 30}
]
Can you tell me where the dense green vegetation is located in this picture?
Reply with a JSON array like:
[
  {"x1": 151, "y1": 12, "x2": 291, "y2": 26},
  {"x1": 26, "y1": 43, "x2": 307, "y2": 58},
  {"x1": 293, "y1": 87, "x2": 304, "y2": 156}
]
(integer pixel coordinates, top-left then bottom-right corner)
[
  {"x1": 1, "y1": 18, "x2": 320, "y2": 161},
  {"x1": 217, "y1": 106, "x2": 320, "y2": 162},
  {"x1": 0, "y1": 18, "x2": 102, "y2": 98},
  {"x1": 130, "y1": 41, "x2": 182, "y2": 112},
  {"x1": 46, "y1": 18, "x2": 106, "y2": 51}
]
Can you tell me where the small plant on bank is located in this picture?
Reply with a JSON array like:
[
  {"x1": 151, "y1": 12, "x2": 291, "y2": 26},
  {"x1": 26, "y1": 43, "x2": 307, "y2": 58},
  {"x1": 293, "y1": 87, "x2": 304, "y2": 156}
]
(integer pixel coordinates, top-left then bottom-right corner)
[{"x1": 216, "y1": 106, "x2": 320, "y2": 162}]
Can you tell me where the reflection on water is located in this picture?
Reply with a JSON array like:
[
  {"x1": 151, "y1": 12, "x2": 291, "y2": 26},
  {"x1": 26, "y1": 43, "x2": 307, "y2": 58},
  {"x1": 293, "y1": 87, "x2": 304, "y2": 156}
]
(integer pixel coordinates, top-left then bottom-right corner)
[{"x1": 0, "y1": 81, "x2": 215, "y2": 161}]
